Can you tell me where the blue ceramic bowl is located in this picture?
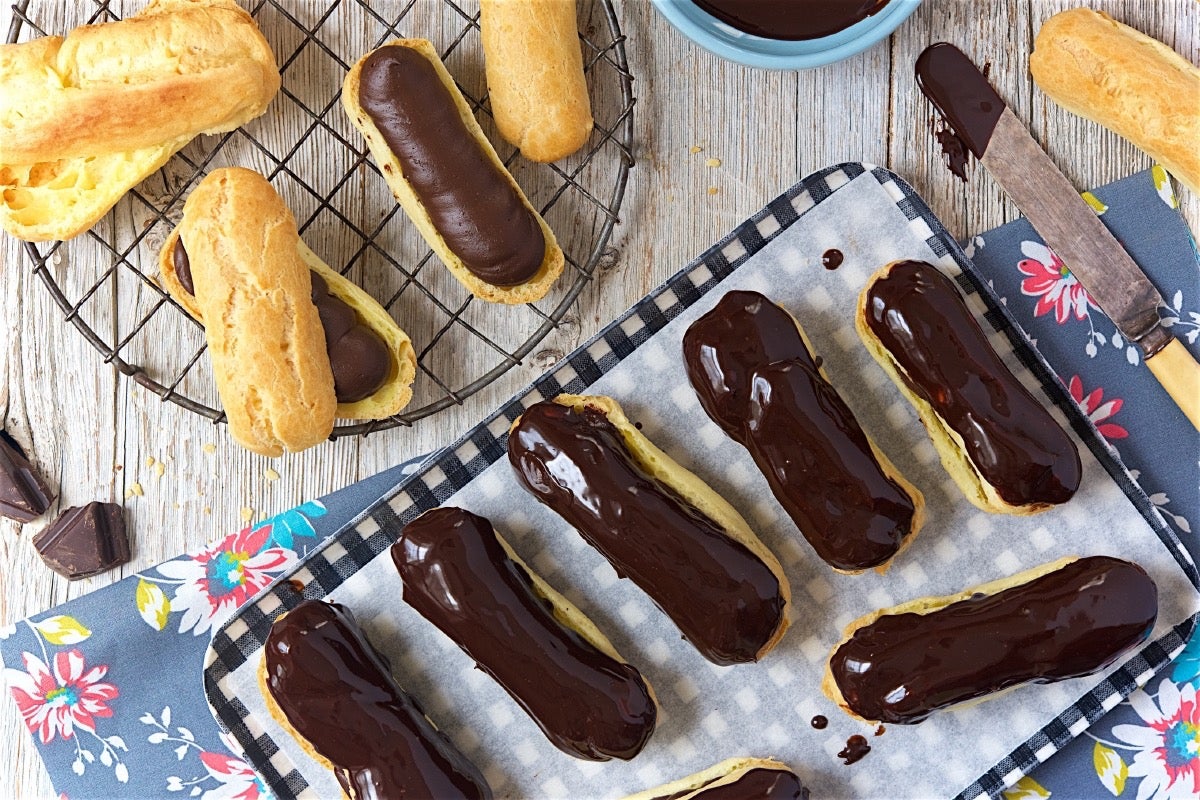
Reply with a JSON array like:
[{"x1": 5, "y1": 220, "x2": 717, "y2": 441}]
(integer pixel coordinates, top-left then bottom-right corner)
[{"x1": 651, "y1": 0, "x2": 922, "y2": 70}]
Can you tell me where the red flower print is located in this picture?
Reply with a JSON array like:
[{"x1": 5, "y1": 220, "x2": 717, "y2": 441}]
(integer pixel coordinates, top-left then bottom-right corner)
[
  {"x1": 199, "y1": 749, "x2": 265, "y2": 800},
  {"x1": 1069, "y1": 375, "x2": 1129, "y2": 440},
  {"x1": 1018, "y1": 241, "x2": 1096, "y2": 324},
  {"x1": 7, "y1": 650, "x2": 118, "y2": 744}
]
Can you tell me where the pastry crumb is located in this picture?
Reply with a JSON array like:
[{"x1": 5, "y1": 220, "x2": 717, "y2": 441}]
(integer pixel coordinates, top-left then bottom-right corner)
[
  {"x1": 707, "y1": 187, "x2": 719, "y2": 195},
  {"x1": 689, "y1": 145, "x2": 703, "y2": 154},
  {"x1": 123, "y1": 488, "x2": 134, "y2": 499},
  {"x1": 114, "y1": 464, "x2": 123, "y2": 472},
  {"x1": 203, "y1": 506, "x2": 212, "y2": 515},
  {"x1": 202, "y1": 443, "x2": 216, "y2": 454},
  {"x1": 240, "y1": 507, "x2": 254, "y2": 521},
  {"x1": 705, "y1": 158, "x2": 721, "y2": 168},
  {"x1": 264, "y1": 467, "x2": 281, "y2": 482},
  {"x1": 130, "y1": 482, "x2": 144, "y2": 497},
  {"x1": 145, "y1": 456, "x2": 156, "y2": 468},
  {"x1": 155, "y1": 462, "x2": 165, "y2": 478}
]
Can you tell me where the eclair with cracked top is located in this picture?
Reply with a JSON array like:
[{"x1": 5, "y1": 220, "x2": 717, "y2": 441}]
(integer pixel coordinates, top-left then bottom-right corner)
[
  {"x1": 622, "y1": 757, "x2": 810, "y2": 800},
  {"x1": 508, "y1": 395, "x2": 790, "y2": 666},
  {"x1": 158, "y1": 168, "x2": 416, "y2": 455},
  {"x1": 822, "y1": 555, "x2": 1157, "y2": 724},
  {"x1": 684, "y1": 289, "x2": 924, "y2": 574},
  {"x1": 857, "y1": 260, "x2": 1081, "y2": 514},
  {"x1": 260, "y1": 600, "x2": 492, "y2": 800},
  {"x1": 343, "y1": 39, "x2": 564, "y2": 304},
  {"x1": 394, "y1": 507, "x2": 657, "y2": 761}
]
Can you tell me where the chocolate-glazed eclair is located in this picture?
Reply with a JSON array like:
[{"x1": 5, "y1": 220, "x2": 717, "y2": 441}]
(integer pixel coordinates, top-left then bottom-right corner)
[
  {"x1": 260, "y1": 600, "x2": 492, "y2": 800},
  {"x1": 823, "y1": 556, "x2": 1157, "y2": 724},
  {"x1": 508, "y1": 395, "x2": 790, "y2": 665},
  {"x1": 857, "y1": 260, "x2": 1081, "y2": 514},
  {"x1": 683, "y1": 290, "x2": 924, "y2": 573},
  {"x1": 158, "y1": 168, "x2": 417, "y2": 434},
  {"x1": 622, "y1": 757, "x2": 810, "y2": 800},
  {"x1": 343, "y1": 40, "x2": 564, "y2": 304},
  {"x1": 394, "y1": 507, "x2": 657, "y2": 761}
]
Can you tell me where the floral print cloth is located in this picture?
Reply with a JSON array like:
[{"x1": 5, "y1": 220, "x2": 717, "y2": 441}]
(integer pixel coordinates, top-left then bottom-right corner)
[{"x1": 1, "y1": 168, "x2": 1196, "y2": 799}]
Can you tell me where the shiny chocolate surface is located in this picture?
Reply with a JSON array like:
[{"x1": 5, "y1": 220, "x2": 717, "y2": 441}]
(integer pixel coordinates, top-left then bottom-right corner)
[
  {"x1": 863, "y1": 260, "x2": 1081, "y2": 508},
  {"x1": 357, "y1": 45, "x2": 545, "y2": 286},
  {"x1": 915, "y1": 43, "x2": 1005, "y2": 159},
  {"x1": 507, "y1": 400, "x2": 785, "y2": 665},
  {"x1": 394, "y1": 507, "x2": 657, "y2": 761},
  {"x1": 692, "y1": 0, "x2": 890, "y2": 41},
  {"x1": 828, "y1": 556, "x2": 1158, "y2": 724},
  {"x1": 263, "y1": 600, "x2": 492, "y2": 800},
  {"x1": 683, "y1": 290, "x2": 917, "y2": 571},
  {"x1": 668, "y1": 768, "x2": 810, "y2": 800}
]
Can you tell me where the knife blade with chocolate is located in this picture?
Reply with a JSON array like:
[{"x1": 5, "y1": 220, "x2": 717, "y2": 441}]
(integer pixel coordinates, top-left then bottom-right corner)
[{"x1": 915, "y1": 43, "x2": 1200, "y2": 431}]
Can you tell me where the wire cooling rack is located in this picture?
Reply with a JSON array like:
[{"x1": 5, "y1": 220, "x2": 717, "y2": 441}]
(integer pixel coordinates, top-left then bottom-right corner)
[{"x1": 7, "y1": 0, "x2": 634, "y2": 437}]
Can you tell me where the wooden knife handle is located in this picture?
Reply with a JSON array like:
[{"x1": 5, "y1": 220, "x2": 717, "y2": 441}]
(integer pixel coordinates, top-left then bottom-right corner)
[{"x1": 1147, "y1": 338, "x2": 1200, "y2": 431}]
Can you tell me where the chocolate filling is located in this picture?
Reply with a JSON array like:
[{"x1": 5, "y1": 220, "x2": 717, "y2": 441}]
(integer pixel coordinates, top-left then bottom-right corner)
[
  {"x1": 864, "y1": 261, "x2": 1080, "y2": 507},
  {"x1": 691, "y1": 0, "x2": 890, "y2": 41},
  {"x1": 263, "y1": 600, "x2": 492, "y2": 800},
  {"x1": 394, "y1": 507, "x2": 656, "y2": 761},
  {"x1": 655, "y1": 768, "x2": 810, "y2": 800},
  {"x1": 507, "y1": 400, "x2": 785, "y2": 665},
  {"x1": 357, "y1": 46, "x2": 545, "y2": 287},
  {"x1": 915, "y1": 43, "x2": 1005, "y2": 160},
  {"x1": 829, "y1": 556, "x2": 1158, "y2": 724},
  {"x1": 683, "y1": 290, "x2": 916, "y2": 571},
  {"x1": 172, "y1": 241, "x2": 391, "y2": 404}
]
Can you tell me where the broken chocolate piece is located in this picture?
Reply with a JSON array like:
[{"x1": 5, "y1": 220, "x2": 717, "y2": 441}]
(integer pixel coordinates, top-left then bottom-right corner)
[
  {"x1": 33, "y1": 502, "x2": 129, "y2": 580},
  {"x1": 0, "y1": 430, "x2": 54, "y2": 523}
]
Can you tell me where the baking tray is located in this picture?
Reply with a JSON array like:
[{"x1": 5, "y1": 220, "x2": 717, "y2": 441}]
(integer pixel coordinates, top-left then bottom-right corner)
[
  {"x1": 7, "y1": 0, "x2": 634, "y2": 435},
  {"x1": 203, "y1": 163, "x2": 1199, "y2": 799}
]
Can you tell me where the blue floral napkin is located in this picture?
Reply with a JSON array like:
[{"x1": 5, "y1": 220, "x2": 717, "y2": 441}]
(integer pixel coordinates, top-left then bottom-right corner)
[{"x1": 2, "y1": 168, "x2": 1197, "y2": 800}]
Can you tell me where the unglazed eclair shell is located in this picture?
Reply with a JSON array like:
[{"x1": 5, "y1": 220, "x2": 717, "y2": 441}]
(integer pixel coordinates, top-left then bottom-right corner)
[
  {"x1": 342, "y1": 39, "x2": 565, "y2": 304},
  {"x1": 856, "y1": 260, "x2": 1080, "y2": 515},
  {"x1": 479, "y1": 0, "x2": 594, "y2": 162},
  {"x1": 158, "y1": 175, "x2": 417, "y2": 422},
  {"x1": 0, "y1": 0, "x2": 279, "y2": 241},
  {"x1": 621, "y1": 757, "x2": 808, "y2": 800},
  {"x1": 509, "y1": 394, "x2": 791, "y2": 664},
  {"x1": 821, "y1": 555, "x2": 1158, "y2": 724}
]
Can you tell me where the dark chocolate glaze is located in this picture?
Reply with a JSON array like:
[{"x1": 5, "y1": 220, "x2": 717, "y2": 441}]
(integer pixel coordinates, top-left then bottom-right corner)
[
  {"x1": 172, "y1": 242, "x2": 391, "y2": 404},
  {"x1": 263, "y1": 600, "x2": 492, "y2": 800},
  {"x1": 934, "y1": 125, "x2": 969, "y2": 181},
  {"x1": 357, "y1": 46, "x2": 545, "y2": 286},
  {"x1": 863, "y1": 261, "x2": 1081, "y2": 508},
  {"x1": 309, "y1": 273, "x2": 391, "y2": 403},
  {"x1": 692, "y1": 0, "x2": 890, "y2": 41},
  {"x1": 682, "y1": 290, "x2": 917, "y2": 571},
  {"x1": 673, "y1": 768, "x2": 810, "y2": 800},
  {"x1": 838, "y1": 735, "x2": 871, "y2": 765},
  {"x1": 32, "y1": 502, "x2": 128, "y2": 580},
  {"x1": 915, "y1": 43, "x2": 1005, "y2": 158},
  {"x1": 507, "y1": 400, "x2": 785, "y2": 665},
  {"x1": 394, "y1": 507, "x2": 657, "y2": 761},
  {"x1": 0, "y1": 430, "x2": 53, "y2": 523},
  {"x1": 821, "y1": 248, "x2": 844, "y2": 270},
  {"x1": 829, "y1": 556, "x2": 1158, "y2": 724}
]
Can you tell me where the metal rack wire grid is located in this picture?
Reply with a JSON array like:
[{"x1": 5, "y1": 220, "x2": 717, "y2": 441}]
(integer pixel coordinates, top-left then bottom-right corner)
[{"x1": 6, "y1": 0, "x2": 635, "y2": 437}]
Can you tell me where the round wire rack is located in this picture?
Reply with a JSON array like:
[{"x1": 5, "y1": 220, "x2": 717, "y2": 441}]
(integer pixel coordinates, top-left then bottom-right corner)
[{"x1": 8, "y1": 0, "x2": 635, "y2": 437}]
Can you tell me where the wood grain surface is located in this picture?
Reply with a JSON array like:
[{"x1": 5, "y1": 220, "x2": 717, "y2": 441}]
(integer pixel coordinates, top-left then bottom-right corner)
[{"x1": 2, "y1": 1, "x2": 1197, "y2": 797}]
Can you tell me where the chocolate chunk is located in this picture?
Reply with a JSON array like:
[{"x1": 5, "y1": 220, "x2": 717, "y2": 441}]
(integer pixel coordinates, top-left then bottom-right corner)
[
  {"x1": 692, "y1": 0, "x2": 890, "y2": 41},
  {"x1": 0, "y1": 430, "x2": 54, "y2": 523},
  {"x1": 33, "y1": 502, "x2": 129, "y2": 580}
]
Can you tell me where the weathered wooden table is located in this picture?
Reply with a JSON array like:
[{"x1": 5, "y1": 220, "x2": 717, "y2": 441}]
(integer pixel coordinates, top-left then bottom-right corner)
[{"x1": 2, "y1": 1, "x2": 1196, "y2": 796}]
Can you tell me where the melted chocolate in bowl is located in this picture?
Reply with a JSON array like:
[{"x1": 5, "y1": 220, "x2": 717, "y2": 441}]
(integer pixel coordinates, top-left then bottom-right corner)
[
  {"x1": 394, "y1": 507, "x2": 657, "y2": 761},
  {"x1": 828, "y1": 556, "x2": 1158, "y2": 724},
  {"x1": 263, "y1": 600, "x2": 492, "y2": 800},
  {"x1": 692, "y1": 0, "x2": 891, "y2": 41},
  {"x1": 507, "y1": 400, "x2": 785, "y2": 665}
]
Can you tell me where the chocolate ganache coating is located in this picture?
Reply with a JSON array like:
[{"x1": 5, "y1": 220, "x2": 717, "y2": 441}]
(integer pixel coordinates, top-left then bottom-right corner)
[
  {"x1": 658, "y1": 768, "x2": 810, "y2": 800},
  {"x1": 507, "y1": 400, "x2": 785, "y2": 665},
  {"x1": 683, "y1": 290, "x2": 916, "y2": 572},
  {"x1": 357, "y1": 45, "x2": 545, "y2": 286},
  {"x1": 863, "y1": 260, "x2": 1081, "y2": 508},
  {"x1": 263, "y1": 600, "x2": 492, "y2": 800},
  {"x1": 829, "y1": 556, "x2": 1158, "y2": 724},
  {"x1": 915, "y1": 43, "x2": 1005, "y2": 159},
  {"x1": 394, "y1": 507, "x2": 657, "y2": 761},
  {"x1": 692, "y1": 0, "x2": 890, "y2": 41}
]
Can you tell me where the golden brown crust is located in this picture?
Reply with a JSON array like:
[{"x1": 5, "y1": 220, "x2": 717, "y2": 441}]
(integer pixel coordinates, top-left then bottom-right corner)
[
  {"x1": 1030, "y1": 9, "x2": 1200, "y2": 196},
  {"x1": 342, "y1": 39, "x2": 564, "y2": 304},
  {"x1": 480, "y1": 0, "x2": 593, "y2": 163},
  {"x1": 172, "y1": 168, "x2": 335, "y2": 457},
  {"x1": 621, "y1": 757, "x2": 795, "y2": 800},
  {"x1": 0, "y1": 0, "x2": 279, "y2": 242},
  {"x1": 820, "y1": 556, "x2": 1079, "y2": 722}
]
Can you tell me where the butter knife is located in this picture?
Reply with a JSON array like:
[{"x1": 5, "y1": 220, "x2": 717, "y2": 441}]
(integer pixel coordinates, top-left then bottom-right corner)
[{"x1": 915, "y1": 43, "x2": 1200, "y2": 431}]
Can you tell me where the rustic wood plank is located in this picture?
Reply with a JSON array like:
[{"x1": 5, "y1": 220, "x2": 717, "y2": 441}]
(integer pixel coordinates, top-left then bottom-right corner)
[{"x1": 1, "y1": 1, "x2": 1197, "y2": 797}]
